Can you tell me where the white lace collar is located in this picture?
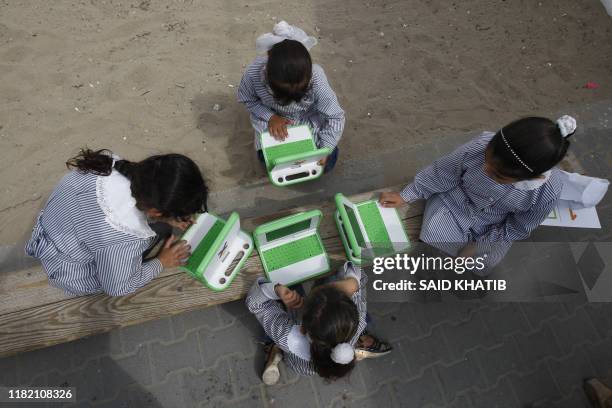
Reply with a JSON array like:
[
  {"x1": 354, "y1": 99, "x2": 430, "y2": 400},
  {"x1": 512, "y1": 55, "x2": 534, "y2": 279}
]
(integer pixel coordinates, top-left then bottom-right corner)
[
  {"x1": 96, "y1": 170, "x2": 156, "y2": 239},
  {"x1": 513, "y1": 170, "x2": 552, "y2": 191},
  {"x1": 287, "y1": 325, "x2": 311, "y2": 361}
]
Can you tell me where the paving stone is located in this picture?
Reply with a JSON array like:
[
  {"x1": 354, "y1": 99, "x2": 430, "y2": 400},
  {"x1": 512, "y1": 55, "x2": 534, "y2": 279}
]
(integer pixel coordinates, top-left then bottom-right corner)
[
  {"x1": 367, "y1": 302, "x2": 402, "y2": 317},
  {"x1": 0, "y1": 355, "x2": 18, "y2": 386},
  {"x1": 584, "y1": 303, "x2": 612, "y2": 338},
  {"x1": 311, "y1": 367, "x2": 366, "y2": 407},
  {"x1": 481, "y1": 304, "x2": 529, "y2": 340},
  {"x1": 182, "y1": 361, "x2": 233, "y2": 408},
  {"x1": 150, "y1": 331, "x2": 203, "y2": 382},
  {"x1": 435, "y1": 351, "x2": 484, "y2": 401},
  {"x1": 549, "y1": 309, "x2": 600, "y2": 354},
  {"x1": 229, "y1": 354, "x2": 264, "y2": 398},
  {"x1": 509, "y1": 366, "x2": 561, "y2": 406},
  {"x1": 585, "y1": 338, "x2": 612, "y2": 379},
  {"x1": 411, "y1": 303, "x2": 476, "y2": 334},
  {"x1": 391, "y1": 367, "x2": 444, "y2": 408},
  {"x1": 264, "y1": 376, "x2": 315, "y2": 408},
  {"x1": 546, "y1": 349, "x2": 595, "y2": 395},
  {"x1": 171, "y1": 306, "x2": 221, "y2": 339},
  {"x1": 358, "y1": 351, "x2": 408, "y2": 392},
  {"x1": 217, "y1": 300, "x2": 254, "y2": 326},
  {"x1": 71, "y1": 330, "x2": 123, "y2": 368},
  {"x1": 220, "y1": 388, "x2": 265, "y2": 408},
  {"x1": 332, "y1": 384, "x2": 397, "y2": 408},
  {"x1": 135, "y1": 372, "x2": 185, "y2": 408},
  {"x1": 468, "y1": 377, "x2": 519, "y2": 408},
  {"x1": 519, "y1": 303, "x2": 569, "y2": 330},
  {"x1": 513, "y1": 324, "x2": 564, "y2": 369},
  {"x1": 545, "y1": 389, "x2": 592, "y2": 408},
  {"x1": 120, "y1": 318, "x2": 174, "y2": 354},
  {"x1": 199, "y1": 319, "x2": 259, "y2": 367},
  {"x1": 99, "y1": 346, "x2": 152, "y2": 399},
  {"x1": 474, "y1": 340, "x2": 522, "y2": 387},
  {"x1": 17, "y1": 341, "x2": 74, "y2": 384},
  {"x1": 443, "y1": 313, "x2": 502, "y2": 360},
  {"x1": 48, "y1": 359, "x2": 105, "y2": 404},
  {"x1": 447, "y1": 395, "x2": 472, "y2": 408},
  {"x1": 399, "y1": 326, "x2": 452, "y2": 376},
  {"x1": 368, "y1": 308, "x2": 420, "y2": 343}
]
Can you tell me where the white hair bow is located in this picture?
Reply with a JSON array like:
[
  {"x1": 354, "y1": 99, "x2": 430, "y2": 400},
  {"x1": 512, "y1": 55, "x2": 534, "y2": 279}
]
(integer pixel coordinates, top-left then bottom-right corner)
[
  {"x1": 255, "y1": 21, "x2": 318, "y2": 54},
  {"x1": 557, "y1": 115, "x2": 577, "y2": 138}
]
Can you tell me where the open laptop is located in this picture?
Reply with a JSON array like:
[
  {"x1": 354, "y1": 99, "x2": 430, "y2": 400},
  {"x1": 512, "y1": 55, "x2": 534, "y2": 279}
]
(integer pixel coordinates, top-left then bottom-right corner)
[
  {"x1": 334, "y1": 193, "x2": 410, "y2": 265},
  {"x1": 260, "y1": 125, "x2": 332, "y2": 186},
  {"x1": 254, "y1": 210, "x2": 330, "y2": 285},
  {"x1": 181, "y1": 212, "x2": 253, "y2": 291}
]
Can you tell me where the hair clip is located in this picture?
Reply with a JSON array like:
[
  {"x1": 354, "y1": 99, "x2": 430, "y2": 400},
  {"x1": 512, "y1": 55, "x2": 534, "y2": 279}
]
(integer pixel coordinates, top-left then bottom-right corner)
[{"x1": 500, "y1": 128, "x2": 533, "y2": 173}]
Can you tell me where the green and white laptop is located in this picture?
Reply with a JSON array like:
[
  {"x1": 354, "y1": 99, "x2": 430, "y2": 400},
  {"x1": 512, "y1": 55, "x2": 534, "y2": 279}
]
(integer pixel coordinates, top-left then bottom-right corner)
[
  {"x1": 181, "y1": 212, "x2": 253, "y2": 291},
  {"x1": 260, "y1": 125, "x2": 332, "y2": 186},
  {"x1": 254, "y1": 210, "x2": 330, "y2": 285},
  {"x1": 334, "y1": 193, "x2": 410, "y2": 265}
]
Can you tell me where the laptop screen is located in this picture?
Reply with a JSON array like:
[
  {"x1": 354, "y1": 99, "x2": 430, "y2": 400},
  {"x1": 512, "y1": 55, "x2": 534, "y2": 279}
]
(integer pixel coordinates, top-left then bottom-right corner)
[
  {"x1": 344, "y1": 205, "x2": 365, "y2": 246},
  {"x1": 266, "y1": 218, "x2": 311, "y2": 242}
]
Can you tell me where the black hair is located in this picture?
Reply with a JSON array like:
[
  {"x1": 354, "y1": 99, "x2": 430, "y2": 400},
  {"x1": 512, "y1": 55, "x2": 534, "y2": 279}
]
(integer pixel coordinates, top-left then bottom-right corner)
[
  {"x1": 487, "y1": 117, "x2": 572, "y2": 180},
  {"x1": 302, "y1": 286, "x2": 359, "y2": 380},
  {"x1": 66, "y1": 149, "x2": 208, "y2": 220},
  {"x1": 266, "y1": 39, "x2": 312, "y2": 105}
]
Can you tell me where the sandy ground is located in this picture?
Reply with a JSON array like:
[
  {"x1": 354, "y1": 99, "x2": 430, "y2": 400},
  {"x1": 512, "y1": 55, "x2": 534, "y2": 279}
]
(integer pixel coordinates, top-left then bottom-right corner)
[{"x1": 0, "y1": 0, "x2": 611, "y2": 245}]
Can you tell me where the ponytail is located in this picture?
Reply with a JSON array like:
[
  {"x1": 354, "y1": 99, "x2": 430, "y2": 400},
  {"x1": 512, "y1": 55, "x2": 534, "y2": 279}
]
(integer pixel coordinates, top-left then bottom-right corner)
[
  {"x1": 66, "y1": 148, "x2": 115, "y2": 176},
  {"x1": 66, "y1": 148, "x2": 208, "y2": 219},
  {"x1": 302, "y1": 286, "x2": 359, "y2": 380}
]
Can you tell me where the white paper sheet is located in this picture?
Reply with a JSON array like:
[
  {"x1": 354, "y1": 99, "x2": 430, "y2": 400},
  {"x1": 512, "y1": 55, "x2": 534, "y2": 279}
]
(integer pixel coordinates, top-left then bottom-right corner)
[{"x1": 541, "y1": 199, "x2": 601, "y2": 228}]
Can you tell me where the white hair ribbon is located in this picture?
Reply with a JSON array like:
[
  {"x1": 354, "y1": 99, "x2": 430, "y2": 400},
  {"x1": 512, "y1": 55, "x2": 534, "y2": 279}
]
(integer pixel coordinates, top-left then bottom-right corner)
[
  {"x1": 255, "y1": 21, "x2": 318, "y2": 54},
  {"x1": 330, "y1": 342, "x2": 355, "y2": 365},
  {"x1": 557, "y1": 115, "x2": 577, "y2": 138}
]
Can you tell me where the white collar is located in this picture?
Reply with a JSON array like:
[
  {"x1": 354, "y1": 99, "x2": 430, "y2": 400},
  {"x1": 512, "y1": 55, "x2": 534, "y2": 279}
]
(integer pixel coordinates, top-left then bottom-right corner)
[
  {"x1": 96, "y1": 170, "x2": 156, "y2": 239},
  {"x1": 287, "y1": 325, "x2": 311, "y2": 361},
  {"x1": 513, "y1": 170, "x2": 552, "y2": 191}
]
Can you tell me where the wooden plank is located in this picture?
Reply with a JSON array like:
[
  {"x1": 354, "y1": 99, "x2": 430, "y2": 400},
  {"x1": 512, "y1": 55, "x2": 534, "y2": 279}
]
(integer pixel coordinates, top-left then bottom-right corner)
[
  {"x1": 0, "y1": 185, "x2": 423, "y2": 357},
  {"x1": 0, "y1": 183, "x2": 421, "y2": 314}
]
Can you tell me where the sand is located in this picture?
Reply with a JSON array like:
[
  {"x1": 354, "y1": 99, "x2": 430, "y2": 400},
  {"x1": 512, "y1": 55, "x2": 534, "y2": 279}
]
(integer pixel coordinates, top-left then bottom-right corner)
[{"x1": 0, "y1": 0, "x2": 611, "y2": 245}]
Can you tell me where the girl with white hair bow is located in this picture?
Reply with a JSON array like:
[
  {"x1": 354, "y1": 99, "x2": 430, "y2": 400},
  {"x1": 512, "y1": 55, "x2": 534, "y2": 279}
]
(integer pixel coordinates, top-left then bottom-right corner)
[
  {"x1": 379, "y1": 115, "x2": 577, "y2": 272},
  {"x1": 237, "y1": 21, "x2": 345, "y2": 172},
  {"x1": 246, "y1": 261, "x2": 392, "y2": 383}
]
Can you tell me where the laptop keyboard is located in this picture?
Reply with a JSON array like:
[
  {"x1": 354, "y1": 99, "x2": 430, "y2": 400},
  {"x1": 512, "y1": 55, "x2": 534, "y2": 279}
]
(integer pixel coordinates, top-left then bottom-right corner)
[
  {"x1": 263, "y1": 234, "x2": 323, "y2": 271},
  {"x1": 265, "y1": 139, "x2": 316, "y2": 167},
  {"x1": 357, "y1": 202, "x2": 391, "y2": 244}
]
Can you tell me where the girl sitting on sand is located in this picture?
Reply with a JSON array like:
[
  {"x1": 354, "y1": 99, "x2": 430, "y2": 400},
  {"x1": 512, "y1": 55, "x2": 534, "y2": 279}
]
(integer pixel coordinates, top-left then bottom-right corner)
[
  {"x1": 246, "y1": 261, "x2": 391, "y2": 384},
  {"x1": 237, "y1": 21, "x2": 345, "y2": 173},
  {"x1": 379, "y1": 115, "x2": 577, "y2": 271},
  {"x1": 25, "y1": 149, "x2": 207, "y2": 296}
]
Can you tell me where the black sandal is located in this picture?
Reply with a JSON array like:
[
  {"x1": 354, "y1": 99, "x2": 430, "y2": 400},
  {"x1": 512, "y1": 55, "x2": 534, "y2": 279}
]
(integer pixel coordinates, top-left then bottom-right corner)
[{"x1": 355, "y1": 332, "x2": 393, "y2": 360}]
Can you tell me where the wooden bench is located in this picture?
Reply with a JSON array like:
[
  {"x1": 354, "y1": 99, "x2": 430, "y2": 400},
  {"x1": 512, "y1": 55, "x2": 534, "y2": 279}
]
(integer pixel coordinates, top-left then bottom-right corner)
[{"x1": 0, "y1": 183, "x2": 425, "y2": 358}]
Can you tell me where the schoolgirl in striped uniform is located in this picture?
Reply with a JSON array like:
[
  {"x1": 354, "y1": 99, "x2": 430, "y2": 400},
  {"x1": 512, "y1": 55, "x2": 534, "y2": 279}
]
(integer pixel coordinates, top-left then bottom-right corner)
[
  {"x1": 237, "y1": 21, "x2": 345, "y2": 172},
  {"x1": 380, "y1": 116, "x2": 577, "y2": 271},
  {"x1": 246, "y1": 261, "x2": 391, "y2": 384},
  {"x1": 25, "y1": 149, "x2": 207, "y2": 296}
]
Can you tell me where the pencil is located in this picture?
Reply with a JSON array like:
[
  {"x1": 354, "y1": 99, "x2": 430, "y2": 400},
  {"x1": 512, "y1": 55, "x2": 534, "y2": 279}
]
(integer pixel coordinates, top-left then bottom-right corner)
[{"x1": 569, "y1": 208, "x2": 577, "y2": 221}]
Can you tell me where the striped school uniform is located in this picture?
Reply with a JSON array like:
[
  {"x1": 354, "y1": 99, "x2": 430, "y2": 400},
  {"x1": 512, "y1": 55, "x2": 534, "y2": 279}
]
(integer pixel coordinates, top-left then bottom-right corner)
[
  {"x1": 25, "y1": 170, "x2": 162, "y2": 296},
  {"x1": 237, "y1": 56, "x2": 345, "y2": 151},
  {"x1": 245, "y1": 262, "x2": 367, "y2": 376},
  {"x1": 400, "y1": 132, "x2": 562, "y2": 269}
]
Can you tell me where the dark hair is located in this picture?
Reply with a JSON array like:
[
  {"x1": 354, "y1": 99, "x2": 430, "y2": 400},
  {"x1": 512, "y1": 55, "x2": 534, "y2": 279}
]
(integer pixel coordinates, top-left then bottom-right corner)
[
  {"x1": 302, "y1": 286, "x2": 359, "y2": 380},
  {"x1": 266, "y1": 39, "x2": 312, "y2": 105},
  {"x1": 487, "y1": 117, "x2": 571, "y2": 180},
  {"x1": 66, "y1": 149, "x2": 208, "y2": 220}
]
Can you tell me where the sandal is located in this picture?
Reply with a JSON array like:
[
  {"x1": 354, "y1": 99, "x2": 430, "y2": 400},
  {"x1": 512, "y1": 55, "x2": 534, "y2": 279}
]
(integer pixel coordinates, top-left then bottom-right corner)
[
  {"x1": 355, "y1": 332, "x2": 392, "y2": 361},
  {"x1": 584, "y1": 378, "x2": 612, "y2": 408},
  {"x1": 262, "y1": 345, "x2": 283, "y2": 385}
]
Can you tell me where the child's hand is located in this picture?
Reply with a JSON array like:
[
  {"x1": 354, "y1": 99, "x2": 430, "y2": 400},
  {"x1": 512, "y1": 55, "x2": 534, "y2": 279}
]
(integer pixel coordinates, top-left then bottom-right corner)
[
  {"x1": 268, "y1": 115, "x2": 292, "y2": 140},
  {"x1": 379, "y1": 192, "x2": 407, "y2": 208},
  {"x1": 165, "y1": 216, "x2": 195, "y2": 231},
  {"x1": 318, "y1": 156, "x2": 328, "y2": 166},
  {"x1": 275, "y1": 284, "x2": 304, "y2": 309},
  {"x1": 158, "y1": 236, "x2": 191, "y2": 268}
]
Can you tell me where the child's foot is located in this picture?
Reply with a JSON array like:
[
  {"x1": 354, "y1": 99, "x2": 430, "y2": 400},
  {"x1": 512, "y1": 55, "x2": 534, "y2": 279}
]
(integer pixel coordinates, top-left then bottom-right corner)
[
  {"x1": 262, "y1": 344, "x2": 282, "y2": 385},
  {"x1": 355, "y1": 332, "x2": 392, "y2": 361},
  {"x1": 583, "y1": 378, "x2": 612, "y2": 407}
]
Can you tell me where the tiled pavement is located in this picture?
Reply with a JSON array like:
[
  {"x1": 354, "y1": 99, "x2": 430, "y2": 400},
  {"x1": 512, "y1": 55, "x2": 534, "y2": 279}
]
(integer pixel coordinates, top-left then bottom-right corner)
[{"x1": 1, "y1": 102, "x2": 611, "y2": 407}]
